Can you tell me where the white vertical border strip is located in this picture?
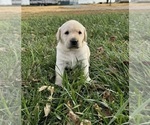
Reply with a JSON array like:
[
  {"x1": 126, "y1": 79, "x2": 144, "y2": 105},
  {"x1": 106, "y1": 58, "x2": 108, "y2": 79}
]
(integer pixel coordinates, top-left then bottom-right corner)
[
  {"x1": 129, "y1": 1, "x2": 150, "y2": 124},
  {"x1": 0, "y1": 1, "x2": 21, "y2": 125}
]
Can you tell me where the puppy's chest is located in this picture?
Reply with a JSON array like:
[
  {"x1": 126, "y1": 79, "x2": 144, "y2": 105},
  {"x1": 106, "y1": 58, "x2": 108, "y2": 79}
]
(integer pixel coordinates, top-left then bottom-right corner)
[{"x1": 64, "y1": 52, "x2": 82, "y2": 68}]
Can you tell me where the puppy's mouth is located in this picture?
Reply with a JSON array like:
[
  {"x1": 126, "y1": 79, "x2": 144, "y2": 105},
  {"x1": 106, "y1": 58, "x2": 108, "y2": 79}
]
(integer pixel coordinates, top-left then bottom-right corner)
[
  {"x1": 69, "y1": 45, "x2": 79, "y2": 49},
  {"x1": 69, "y1": 38, "x2": 79, "y2": 49}
]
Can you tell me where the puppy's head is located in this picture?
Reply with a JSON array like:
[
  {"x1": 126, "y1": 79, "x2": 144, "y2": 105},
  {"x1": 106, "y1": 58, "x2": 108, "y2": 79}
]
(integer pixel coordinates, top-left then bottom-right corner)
[{"x1": 56, "y1": 20, "x2": 87, "y2": 49}]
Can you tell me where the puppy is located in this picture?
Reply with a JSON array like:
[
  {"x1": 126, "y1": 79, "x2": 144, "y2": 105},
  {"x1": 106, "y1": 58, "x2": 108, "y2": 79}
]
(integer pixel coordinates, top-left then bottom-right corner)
[{"x1": 55, "y1": 20, "x2": 91, "y2": 86}]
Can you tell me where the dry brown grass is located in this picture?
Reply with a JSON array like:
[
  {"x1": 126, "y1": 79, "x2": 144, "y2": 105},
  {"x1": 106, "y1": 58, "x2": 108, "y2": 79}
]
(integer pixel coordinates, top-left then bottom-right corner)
[
  {"x1": 22, "y1": 3, "x2": 129, "y2": 13},
  {"x1": 0, "y1": 6, "x2": 21, "y2": 19},
  {"x1": 22, "y1": 3, "x2": 129, "y2": 17},
  {"x1": 1, "y1": 3, "x2": 149, "y2": 17}
]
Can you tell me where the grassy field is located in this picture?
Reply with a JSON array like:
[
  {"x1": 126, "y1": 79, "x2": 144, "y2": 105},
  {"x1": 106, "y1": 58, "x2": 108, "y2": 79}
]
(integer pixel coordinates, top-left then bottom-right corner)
[{"x1": 21, "y1": 10, "x2": 129, "y2": 125}]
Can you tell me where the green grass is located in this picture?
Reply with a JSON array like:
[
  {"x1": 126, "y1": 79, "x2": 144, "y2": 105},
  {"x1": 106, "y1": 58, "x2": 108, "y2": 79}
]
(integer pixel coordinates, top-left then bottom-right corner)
[
  {"x1": 21, "y1": 12, "x2": 129, "y2": 125},
  {"x1": 129, "y1": 12, "x2": 150, "y2": 125},
  {"x1": 0, "y1": 16, "x2": 21, "y2": 125}
]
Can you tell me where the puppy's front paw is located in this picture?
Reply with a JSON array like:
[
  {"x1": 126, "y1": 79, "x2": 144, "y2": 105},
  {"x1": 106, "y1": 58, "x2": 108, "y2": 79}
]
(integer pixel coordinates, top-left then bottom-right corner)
[
  {"x1": 56, "y1": 83, "x2": 62, "y2": 87},
  {"x1": 86, "y1": 77, "x2": 91, "y2": 82},
  {"x1": 55, "y1": 79, "x2": 63, "y2": 87},
  {"x1": 85, "y1": 77, "x2": 92, "y2": 84}
]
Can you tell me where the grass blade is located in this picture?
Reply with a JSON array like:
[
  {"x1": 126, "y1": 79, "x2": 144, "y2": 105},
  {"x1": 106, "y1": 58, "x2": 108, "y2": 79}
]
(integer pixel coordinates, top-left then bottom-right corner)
[{"x1": 108, "y1": 99, "x2": 129, "y2": 125}]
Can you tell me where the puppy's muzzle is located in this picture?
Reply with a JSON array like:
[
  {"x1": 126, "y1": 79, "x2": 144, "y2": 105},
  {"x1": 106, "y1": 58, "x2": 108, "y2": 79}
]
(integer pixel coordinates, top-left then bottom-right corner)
[{"x1": 70, "y1": 38, "x2": 79, "y2": 48}]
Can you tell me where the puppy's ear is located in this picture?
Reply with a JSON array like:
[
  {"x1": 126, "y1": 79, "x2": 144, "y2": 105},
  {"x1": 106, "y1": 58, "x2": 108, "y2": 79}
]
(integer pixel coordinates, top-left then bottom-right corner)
[
  {"x1": 83, "y1": 27, "x2": 87, "y2": 42},
  {"x1": 56, "y1": 27, "x2": 61, "y2": 42}
]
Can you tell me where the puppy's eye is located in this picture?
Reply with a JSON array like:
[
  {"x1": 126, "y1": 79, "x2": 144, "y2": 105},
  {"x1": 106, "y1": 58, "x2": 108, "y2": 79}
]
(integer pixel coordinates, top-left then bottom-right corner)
[
  {"x1": 78, "y1": 31, "x2": 82, "y2": 35},
  {"x1": 65, "y1": 31, "x2": 69, "y2": 35}
]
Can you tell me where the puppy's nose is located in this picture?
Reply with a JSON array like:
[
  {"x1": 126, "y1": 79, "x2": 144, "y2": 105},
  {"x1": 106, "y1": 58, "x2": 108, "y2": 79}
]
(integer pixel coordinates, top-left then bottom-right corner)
[{"x1": 70, "y1": 38, "x2": 78, "y2": 46}]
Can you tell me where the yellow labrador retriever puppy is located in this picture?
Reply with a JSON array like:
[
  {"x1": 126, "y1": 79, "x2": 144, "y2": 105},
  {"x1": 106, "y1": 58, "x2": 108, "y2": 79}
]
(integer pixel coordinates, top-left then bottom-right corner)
[{"x1": 55, "y1": 20, "x2": 91, "y2": 86}]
